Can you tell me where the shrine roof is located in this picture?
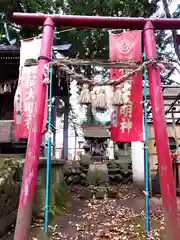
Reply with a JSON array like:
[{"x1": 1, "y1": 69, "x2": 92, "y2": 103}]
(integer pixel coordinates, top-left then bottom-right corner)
[
  {"x1": 82, "y1": 125, "x2": 110, "y2": 138},
  {"x1": 0, "y1": 44, "x2": 71, "y2": 82},
  {"x1": 0, "y1": 45, "x2": 20, "y2": 82},
  {"x1": 0, "y1": 45, "x2": 20, "y2": 53}
]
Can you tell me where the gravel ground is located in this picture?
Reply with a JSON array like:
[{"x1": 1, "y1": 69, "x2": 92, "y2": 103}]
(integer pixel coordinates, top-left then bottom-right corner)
[{"x1": 3, "y1": 184, "x2": 180, "y2": 240}]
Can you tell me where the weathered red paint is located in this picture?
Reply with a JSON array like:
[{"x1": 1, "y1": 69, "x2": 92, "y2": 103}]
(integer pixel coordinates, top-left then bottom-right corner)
[
  {"x1": 12, "y1": 13, "x2": 180, "y2": 30},
  {"x1": 144, "y1": 21, "x2": 180, "y2": 239},
  {"x1": 14, "y1": 17, "x2": 54, "y2": 240}
]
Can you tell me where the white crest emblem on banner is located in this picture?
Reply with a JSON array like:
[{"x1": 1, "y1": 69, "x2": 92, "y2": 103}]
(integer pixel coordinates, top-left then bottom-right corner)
[{"x1": 118, "y1": 39, "x2": 134, "y2": 53}]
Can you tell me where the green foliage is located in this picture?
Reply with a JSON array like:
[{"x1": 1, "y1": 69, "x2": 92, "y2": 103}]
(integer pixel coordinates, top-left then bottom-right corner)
[
  {"x1": 0, "y1": 0, "x2": 61, "y2": 39},
  {"x1": 56, "y1": 0, "x2": 160, "y2": 124},
  {"x1": 48, "y1": 209, "x2": 56, "y2": 225},
  {"x1": 0, "y1": 0, "x2": 58, "y2": 15},
  {"x1": 43, "y1": 185, "x2": 71, "y2": 225},
  {"x1": 54, "y1": 187, "x2": 70, "y2": 212},
  {"x1": 58, "y1": 0, "x2": 160, "y2": 60},
  {"x1": 0, "y1": 0, "x2": 160, "y2": 58},
  {"x1": 36, "y1": 231, "x2": 53, "y2": 240}
]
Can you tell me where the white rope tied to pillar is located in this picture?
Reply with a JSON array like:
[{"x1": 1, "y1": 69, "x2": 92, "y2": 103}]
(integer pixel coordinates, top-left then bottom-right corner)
[
  {"x1": 112, "y1": 90, "x2": 122, "y2": 106},
  {"x1": 43, "y1": 64, "x2": 50, "y2": 84},
  {"x1": 91, "y1": 88, "x2": 97, "y2": 109},
  {"x1": 78, "y1": 83, "x2": 91, "y2": 105}
]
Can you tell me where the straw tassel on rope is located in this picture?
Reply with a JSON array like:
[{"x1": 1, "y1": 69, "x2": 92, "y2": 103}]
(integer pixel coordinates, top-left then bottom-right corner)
[
  {"x1": 112, "y1": 81, "x2": 132, "y2": 106},
  {"x1": 78, "y1": 83, "x2": 91, "y2": 105},
  {"x1": 91, "y1": 88, "x2": 97, "y2": 109},
  {"x1": 112, "y1": 90, "x2": 122, "y2": 106},
  {"x1": 112, "y1": 84, "x2": 123, "y2": 106},
  {"x1": 95, "y1": 87, "x2": 107, "y2": 112}
]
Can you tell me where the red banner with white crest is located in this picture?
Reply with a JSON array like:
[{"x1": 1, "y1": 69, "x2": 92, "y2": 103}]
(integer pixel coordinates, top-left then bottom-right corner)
[
  {"x1": 109, "y1": 31, "x2": 142, "y2": 63},
  {"x1": 109, "y1": 31, "x2": 143, "y2": 142}
]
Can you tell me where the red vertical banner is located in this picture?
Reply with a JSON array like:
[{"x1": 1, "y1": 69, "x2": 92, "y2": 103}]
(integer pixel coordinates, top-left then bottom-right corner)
[
  {"x1": 109, "y1": 31, "x2": 143, "y2": 142},
  {"x1": 14, "y1": 39, "x2": 48, "y2": 138}
]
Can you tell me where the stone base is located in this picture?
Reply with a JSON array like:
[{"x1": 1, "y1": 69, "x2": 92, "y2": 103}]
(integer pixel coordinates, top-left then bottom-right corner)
[
  {"x1": 0, "y1": 158, "x2": 23, "y2": 237},
  {"x1": 33, "y1": 158, "x2": 69, "y2": 218},
  {"x1": 87, "y1": 163, "x2": 109, "y2": 186},
  {"x1": 64, "y1": 159, "x2": 133, "y2": 186}
]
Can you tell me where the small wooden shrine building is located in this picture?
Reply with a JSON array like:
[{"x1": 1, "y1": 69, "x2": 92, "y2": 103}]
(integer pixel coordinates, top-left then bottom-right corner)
[
  {"x1": 0, "y1": 42, "x2": 72, "y2": 155},
  {"x1": 0, "y1": 44, "x2": 25, "y2": 154}
]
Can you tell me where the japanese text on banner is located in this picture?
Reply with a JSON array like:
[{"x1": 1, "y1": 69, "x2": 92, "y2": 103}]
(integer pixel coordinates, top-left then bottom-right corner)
[
  {"x1": 23, "y1": 68, "x2": 36, "y2": 129},
  {"x1": 109, "y1": 30, "x2": 143, "y2": 142}
]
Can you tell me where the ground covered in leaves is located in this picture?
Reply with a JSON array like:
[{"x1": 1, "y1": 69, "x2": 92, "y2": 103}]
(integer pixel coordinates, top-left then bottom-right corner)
[{"x1": 26, "y1": 184, "x2": 166, "y2": 240}]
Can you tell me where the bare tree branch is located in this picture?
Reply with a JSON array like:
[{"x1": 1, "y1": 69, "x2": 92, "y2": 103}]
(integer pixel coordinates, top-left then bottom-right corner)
[{"x1": 162, "y1": 0, "x2": 180, "y2": 61}]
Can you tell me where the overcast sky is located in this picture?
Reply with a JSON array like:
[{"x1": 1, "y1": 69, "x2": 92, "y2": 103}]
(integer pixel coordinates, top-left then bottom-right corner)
[
  {"x1": 158, "y1": 0, "x2": 179, "y2": 15},
  {"x1": 156, "y1": 1, "x2": 180, "y2": 82}
]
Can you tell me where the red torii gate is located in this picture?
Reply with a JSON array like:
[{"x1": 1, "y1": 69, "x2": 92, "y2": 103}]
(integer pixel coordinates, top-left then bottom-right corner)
[{"x1": 12, "y1": 13, "x2": 180, "y2": 239}]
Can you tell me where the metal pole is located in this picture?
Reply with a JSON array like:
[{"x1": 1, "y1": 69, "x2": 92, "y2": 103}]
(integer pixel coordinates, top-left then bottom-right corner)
[
  {"x1": 4, "y1": 22, "x2": 10, "y2": 42},
  {"x1": 62, "y1": 97, "x2": 69, "y2": 161},
  {"x1": 143, "y1": 53, "x2": 149, "y2": 233},
  {"x1": 146, "y1": 85, "x2": 180, "y2": 88},
  {"x1": 144, "y1": 21, "x2": 180, "y2": 239},
  {"x1": 14, "y1": 17, "x2": 54, "y2": 240},
  {"x1": 45, "y1": 67, "x2": 53, "y2": 233}
]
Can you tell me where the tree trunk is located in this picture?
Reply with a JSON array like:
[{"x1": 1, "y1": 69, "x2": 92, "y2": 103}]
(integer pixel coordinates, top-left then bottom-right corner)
[
  {"x1": 171, "y1": 108, "x2": 179, "y2": 150},
  {"x1": 52, "y1": 97, "x2": 57, "y2": 157},
  {"x1": 86, "y1": 65, "x2": 93, "y2": 124},
  {"x1": 62, "y1": 97, "x2": 69, "y2": 161}
]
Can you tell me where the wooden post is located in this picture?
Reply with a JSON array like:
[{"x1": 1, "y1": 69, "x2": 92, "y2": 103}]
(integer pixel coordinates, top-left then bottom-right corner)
[
  {"x1": 62, "y1": 96, "x2": 69, "y2": 161},
  {"x1": 171, "y1": 108, "x2": 179, "y2": 151},
  {"x1": 52, "y1": 98, "x2": 57, "y2": 157}
]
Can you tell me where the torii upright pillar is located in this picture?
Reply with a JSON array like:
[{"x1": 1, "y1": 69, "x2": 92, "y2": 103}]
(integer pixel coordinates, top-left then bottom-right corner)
[
  {"x1": 14, "y1": 17, "x2": 54, "y2": 240},
  {"x1": 144, "y1": 21, "x2": 180, "y2": 239}
]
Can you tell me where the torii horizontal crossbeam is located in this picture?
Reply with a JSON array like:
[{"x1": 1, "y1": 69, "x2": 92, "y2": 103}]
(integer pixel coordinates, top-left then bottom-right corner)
[{"x1": 12, "y1": 13, "x2": 180, "y2": 30}]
